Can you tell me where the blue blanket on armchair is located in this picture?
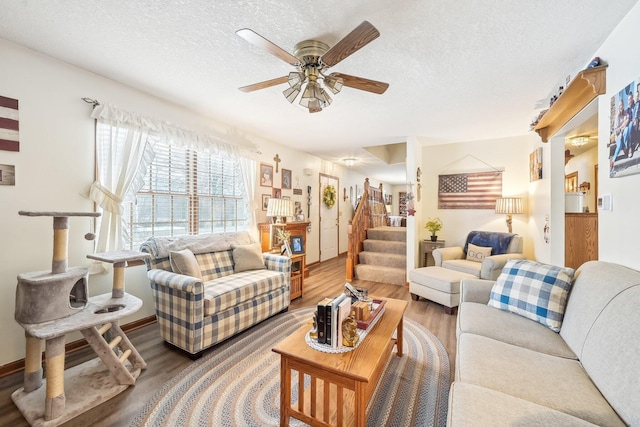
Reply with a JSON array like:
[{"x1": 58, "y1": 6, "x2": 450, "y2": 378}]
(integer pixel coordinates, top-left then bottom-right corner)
[{"x1": 464, "y1": 231, "x2": 515, "y2": 255}]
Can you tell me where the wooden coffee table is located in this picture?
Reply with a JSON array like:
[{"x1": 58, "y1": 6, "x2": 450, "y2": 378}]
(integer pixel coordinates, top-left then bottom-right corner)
[{"x1": 272, "y1": 297, "x2": 408, "y2": 427}]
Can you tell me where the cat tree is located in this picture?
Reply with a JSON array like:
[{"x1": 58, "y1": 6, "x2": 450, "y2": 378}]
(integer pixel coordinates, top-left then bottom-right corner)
[{"x1": 12, "y1": 211, "x2": 149, "y2": 427}]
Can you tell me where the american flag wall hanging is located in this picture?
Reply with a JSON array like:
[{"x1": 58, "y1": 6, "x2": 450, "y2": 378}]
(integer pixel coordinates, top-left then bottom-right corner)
[
  {"x1": 0, "y1": 95, "x2": 19, "y2": 152},
  {"x1": 438, "y1": 171, "x2": 502, "y2": 209}
]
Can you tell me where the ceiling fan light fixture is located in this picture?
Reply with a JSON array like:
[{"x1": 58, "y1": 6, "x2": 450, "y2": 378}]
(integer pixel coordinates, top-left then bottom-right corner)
[
  {"x1": 324, "y1": 73, "x2": 344, "y2": 94},
  {"x1": 308, "y1": 98, "x2": 322, "y2": 113},
  {"x1": 318, "y1": 88, "x2": 332, "y2": 106},
  {"x1": 287, "y1": 71, "x2": 305, "y2": 88},
  {"x1": 571, "y1": 136, "x2": 589, "y2": 147},
  {"x1": 299, "y1": 81, "x2": 321, "y2": 107},
  {"x1": 283, "y1": 85, "x2": 301, "y2": 103}
]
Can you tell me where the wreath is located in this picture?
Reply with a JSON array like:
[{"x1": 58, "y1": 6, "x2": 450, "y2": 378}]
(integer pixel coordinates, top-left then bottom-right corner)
[{"x1": 323, "y1": 185, "x2": 337, "y2": 208}]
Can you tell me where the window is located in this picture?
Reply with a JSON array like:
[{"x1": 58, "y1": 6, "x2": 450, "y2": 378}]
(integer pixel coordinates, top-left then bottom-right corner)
[{"x1": 121, "y1": 136, "x2": 248, "y2": 250}]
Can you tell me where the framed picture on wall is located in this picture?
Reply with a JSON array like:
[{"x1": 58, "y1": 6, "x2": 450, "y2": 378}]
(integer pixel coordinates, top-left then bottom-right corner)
[
  {"x1": 282, "y1": 168, "x2": 292, "y2": 189},
  {"x1": 260, "y1": 163, "x2": 273, "y2": 187},
  {"x1": 609, "y1": 77, "x2": 640, "y2": 178},
  {"x1": 0, "y1": 164, "x2": 16, "y2": 186},
  {"x1": 272, "y1": 187, "x2": 282, "y2": 198},
  {"x1": 529, "y1": 147, "x2": 542, "y2": 182},
  {"x1": 262, "y1": 194, "x2": 270, "y2": 211}
]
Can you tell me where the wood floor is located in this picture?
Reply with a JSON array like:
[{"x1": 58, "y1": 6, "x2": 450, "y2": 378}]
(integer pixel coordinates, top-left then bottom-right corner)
[{"x1": 0, "y1": 254, "x2": 457, "y2": 427}]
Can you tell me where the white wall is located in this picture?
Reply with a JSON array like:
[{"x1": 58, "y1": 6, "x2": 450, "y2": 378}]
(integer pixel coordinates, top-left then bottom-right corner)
[
  {"x1": 0, "y1": 38, "x2": 361, "y2": 366},
  {"x1": 526, "y1": 133, "x2": 553, "y2": 263},
  {"x1": 592, "y1": 2, "x2": 640, "y2": 270},
  {"x1": 418, "y1": 135, "x2": 532, "y2": 258}
]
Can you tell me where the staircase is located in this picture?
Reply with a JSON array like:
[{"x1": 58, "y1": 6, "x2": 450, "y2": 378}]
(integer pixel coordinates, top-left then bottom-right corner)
[{"x1": 354, "y1": 226, "x2": 406, "y2": 286}]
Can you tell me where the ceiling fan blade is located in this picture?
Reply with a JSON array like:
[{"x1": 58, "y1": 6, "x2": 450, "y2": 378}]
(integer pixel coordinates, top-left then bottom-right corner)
[
  {"x1": 239, "y1": 76, "x2": 289, "y2": 92},
  {"x1": 332, "y1": 73, "x2": 389, "y2": 94},
  {"x1": 236, "y1": 29, "x2": 300, "y2": 66},
  {"x1": 321, "y1": 21, "x2": 380, "y2": 67}
]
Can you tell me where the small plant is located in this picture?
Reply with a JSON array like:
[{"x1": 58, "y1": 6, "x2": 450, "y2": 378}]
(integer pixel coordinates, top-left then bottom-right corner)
[
  {"x1": 424, "y1": 217, "x2": 443, "y2": 236},
  {"x1": 276, "y1": 228, "x2": 291, "y2": 243}
]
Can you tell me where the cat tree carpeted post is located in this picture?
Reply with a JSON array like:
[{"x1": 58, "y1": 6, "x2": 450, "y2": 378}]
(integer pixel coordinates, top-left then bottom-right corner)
[
  {"x1": 112, "y1": 261, "x2": 125, "y2": 298},
  {"x1": 23, "y1": 334, "x2": 42, "y2": 393},
  {"x1": 52, "y1": 216, "x2": 69, "y2": 274},
  {"x1": 44, "y1": 336, "x2": 66, "y2": 420}
]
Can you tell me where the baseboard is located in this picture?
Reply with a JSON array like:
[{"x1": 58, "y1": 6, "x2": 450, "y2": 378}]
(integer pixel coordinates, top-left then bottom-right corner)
[{"x1": 0, "y1": 315, "x2": 157, "y2": 379}]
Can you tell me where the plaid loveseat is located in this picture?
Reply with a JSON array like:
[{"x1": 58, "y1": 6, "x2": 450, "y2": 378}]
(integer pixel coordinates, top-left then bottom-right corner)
[{"x1": 140, "y1": 232, "x2": 290, "y2": 355}]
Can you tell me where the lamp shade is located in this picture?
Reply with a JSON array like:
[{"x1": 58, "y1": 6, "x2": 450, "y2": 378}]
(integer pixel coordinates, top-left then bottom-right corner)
[
  {"x1": 266, "y1": 198, "x2": 294, "y2": 222},
  {"x1": 495, "y1": 197, "x2": 524, "y2": 214}
]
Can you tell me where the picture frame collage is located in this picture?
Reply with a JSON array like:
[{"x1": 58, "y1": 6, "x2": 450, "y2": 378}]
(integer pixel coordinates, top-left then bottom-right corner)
[{"x1": 260, "y1": 159, "x2": 305, "y2": 222}]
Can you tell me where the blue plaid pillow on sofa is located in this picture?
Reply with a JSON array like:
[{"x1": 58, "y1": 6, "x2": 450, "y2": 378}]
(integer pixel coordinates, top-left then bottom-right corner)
[{"x1": 488, "y1": 259, "x2": 575, "y2": 332}]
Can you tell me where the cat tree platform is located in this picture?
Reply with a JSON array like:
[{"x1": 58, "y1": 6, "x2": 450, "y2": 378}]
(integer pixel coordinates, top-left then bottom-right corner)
[{"x1": 11, "y1": 294, "x2": 144, "y2": 427}]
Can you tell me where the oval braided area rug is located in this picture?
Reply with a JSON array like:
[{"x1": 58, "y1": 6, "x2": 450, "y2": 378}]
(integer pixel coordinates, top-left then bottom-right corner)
[{"x1": 131, "y1": 307, "x2": 450, "y2": 427}]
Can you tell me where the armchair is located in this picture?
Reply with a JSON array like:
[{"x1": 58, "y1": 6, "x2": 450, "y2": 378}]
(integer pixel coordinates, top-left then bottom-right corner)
[{"x1": 432, "y1": 231, "x2": 524, "y2": 280}]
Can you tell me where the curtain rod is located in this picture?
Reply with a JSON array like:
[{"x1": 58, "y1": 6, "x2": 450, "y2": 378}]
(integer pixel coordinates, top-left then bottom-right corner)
[{"x1": 82, "y1": 97, "x2": 100, "y2": 107}]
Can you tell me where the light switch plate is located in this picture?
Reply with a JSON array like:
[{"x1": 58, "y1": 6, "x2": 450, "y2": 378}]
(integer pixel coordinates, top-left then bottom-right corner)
[{"x1": 597, "y1": 194, "x2": 612, "y2": 211}]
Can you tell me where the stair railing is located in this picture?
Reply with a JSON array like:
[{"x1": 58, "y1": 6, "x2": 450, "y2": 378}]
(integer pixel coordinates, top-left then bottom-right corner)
[{"x1": 346, "y1": 179, "x2": 391, "y2": 280}]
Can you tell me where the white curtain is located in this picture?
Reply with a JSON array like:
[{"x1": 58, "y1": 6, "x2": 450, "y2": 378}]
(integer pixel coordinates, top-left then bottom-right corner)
[
  {"x1": 89, "y1": 106, "x2": 157, "y2": 259},
  {"x1": 88, "y1": 103, "x2": 259, "y2": 260},
  {"x1": 239, "y1": 156, "x2": 258, "y2": 241}
]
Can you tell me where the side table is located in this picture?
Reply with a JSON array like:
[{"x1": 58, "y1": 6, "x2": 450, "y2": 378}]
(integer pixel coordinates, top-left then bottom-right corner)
[
  {"x1": 290, "y1": 253, "x2": 305, "y2": 300},
  {"x1": 420, "y1": 240, "x2": 445, "y2": 267}
]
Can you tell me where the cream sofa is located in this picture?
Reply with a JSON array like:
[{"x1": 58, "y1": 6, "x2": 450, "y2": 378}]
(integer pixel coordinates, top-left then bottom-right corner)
[
  {"x1": 140, "y1": 231, "x2": 290, "y2": 356},
  {"x1": 433, "y1": 231, "x2": 524, "y2": 280},
  {"x1": 448, "y1": 260, "x2": 640, "y2": 426}
]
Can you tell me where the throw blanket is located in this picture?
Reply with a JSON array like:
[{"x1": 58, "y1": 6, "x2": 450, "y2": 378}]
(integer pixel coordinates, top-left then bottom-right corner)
[
  {"x1": 142, "y1": 231, "x2": 252, "y2": 258},
  {"x1": 464, "y1": 231, "x2": 515, "y2": 255}
]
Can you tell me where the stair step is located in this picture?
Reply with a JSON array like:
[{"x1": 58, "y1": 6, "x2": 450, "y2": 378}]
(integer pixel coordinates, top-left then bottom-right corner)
[
  {"x1": 363, "y1": 239, "x2": 406, "y2": 255},
  {"x1": 355, "y1": 264, "x2": 406, "y2": 286},
  {"x1": 367, "y1": 226, "x2": 406, "y2": 242},
  {"x1": 358, "y1": 251, "x2": 406, "y2": 269}
]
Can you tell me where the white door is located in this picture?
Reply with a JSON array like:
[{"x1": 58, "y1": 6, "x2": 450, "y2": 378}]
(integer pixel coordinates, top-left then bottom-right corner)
[{"x1": 320, "y1": 174, "x2": 339, "y2": 262}]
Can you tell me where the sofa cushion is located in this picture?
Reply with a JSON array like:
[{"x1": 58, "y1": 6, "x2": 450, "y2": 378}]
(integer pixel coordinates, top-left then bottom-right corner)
[
  {"x1": 488, "y1": 259, "x2": 574, "y2": 332},
  {"x1": 202, "y1": 269, "x2": 287, "y2": 316},
  {"x1": 456, "y1": 334, "x2": 625, "y2": 426},
  {"x1": 579, "y1": 284, "x2": 640, "y2": 426},
  {"x1": 231, "y1": 243, "x2": 266, "y2": 273},
  {"x1": 561, "y1": 261, "x2": 640, "y2": 359},
  {"x1": 448, "y1": 382, "x2": 598, "y2": 426},
  {"x1": 442, "y1": 259, "x2": 481, "y2": 277},
  {"x1": 197, "y1": 250, "x2": 235, "y2": 281},
  {"x1": 410, "y1": 266, "x2": 476, "y2": 294},
  {"x1": 465, "y1": 243, "x2": 492, "y2": 262},
  {"x1": 169, "y1": 249, "x2": 203, "y2": 279},
  {"x1": 457, "y1": 302, "x2": 576, "y2": 359}
]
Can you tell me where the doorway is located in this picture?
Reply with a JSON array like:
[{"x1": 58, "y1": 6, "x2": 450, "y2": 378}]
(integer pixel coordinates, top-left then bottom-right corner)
[{"x1": 319, "y1": 173, "x2": 339, "y2": 262}]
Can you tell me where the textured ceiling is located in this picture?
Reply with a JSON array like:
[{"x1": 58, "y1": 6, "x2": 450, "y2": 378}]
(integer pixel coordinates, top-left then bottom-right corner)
[{"x1": 0, "y1": 0, "x2": 636, "y2": 184}]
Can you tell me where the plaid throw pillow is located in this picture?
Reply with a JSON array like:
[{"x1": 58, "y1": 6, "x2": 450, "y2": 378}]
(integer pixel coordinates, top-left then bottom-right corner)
[{"x1": 488, "y1": 259, "x2": 575, "y2": 332}]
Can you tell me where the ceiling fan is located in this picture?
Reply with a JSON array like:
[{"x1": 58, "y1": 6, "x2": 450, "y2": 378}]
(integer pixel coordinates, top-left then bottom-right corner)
[{"x1": 236, "y1": 21, "x2": 389, "y2": 113}]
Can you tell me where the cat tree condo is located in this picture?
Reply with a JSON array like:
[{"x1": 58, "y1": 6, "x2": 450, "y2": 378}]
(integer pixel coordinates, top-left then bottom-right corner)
[{"x1": 12, "y1": 211, "x2": 149, "y2": 427}]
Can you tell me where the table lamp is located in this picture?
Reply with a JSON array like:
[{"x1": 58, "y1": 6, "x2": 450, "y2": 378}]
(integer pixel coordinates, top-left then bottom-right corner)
[
  {"x1": 495, "y1": 197, "x2": 523, "y2": 233},
  {"x1": 266, "y1": 198, "x2": 294, "y2": 223}
]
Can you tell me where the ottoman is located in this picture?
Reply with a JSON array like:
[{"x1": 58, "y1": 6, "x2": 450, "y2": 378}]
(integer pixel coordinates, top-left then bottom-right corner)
[{"x1": 409, "y1": 266, "x2": 476, "y2": 314}]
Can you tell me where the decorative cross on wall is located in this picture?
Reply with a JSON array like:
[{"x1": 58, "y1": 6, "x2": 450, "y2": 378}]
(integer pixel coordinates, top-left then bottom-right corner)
[{"x1": 273, "y1": 154, "x2": 281, "y2": 173}]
